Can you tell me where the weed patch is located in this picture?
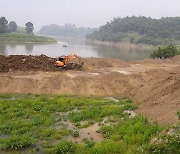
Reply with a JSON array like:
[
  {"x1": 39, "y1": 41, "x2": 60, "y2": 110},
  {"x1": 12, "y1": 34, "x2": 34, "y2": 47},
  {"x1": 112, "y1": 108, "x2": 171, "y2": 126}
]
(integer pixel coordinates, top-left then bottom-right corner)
[
  {"x1": 177, "y1": 112, "x2": 180, "y2": 119},
  {"x1": 54, "y1": 140, "x2": 76, "y2": 154},
  {"x1": 0, "y1": 94, "x2": 178, "y2": 153},
  {"x1": 0, "y1": 135, "x2": 34, "y2": 150},
  {"x1": 148, "y1": 125, "x2": 180, "y2": 153}
]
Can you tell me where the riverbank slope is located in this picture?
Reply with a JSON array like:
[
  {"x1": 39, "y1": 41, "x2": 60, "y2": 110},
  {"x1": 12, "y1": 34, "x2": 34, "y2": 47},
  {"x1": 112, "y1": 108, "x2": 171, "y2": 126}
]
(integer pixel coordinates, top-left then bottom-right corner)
[{"x1": 0, "y1": 33, "x2": 57, "y2": 43}]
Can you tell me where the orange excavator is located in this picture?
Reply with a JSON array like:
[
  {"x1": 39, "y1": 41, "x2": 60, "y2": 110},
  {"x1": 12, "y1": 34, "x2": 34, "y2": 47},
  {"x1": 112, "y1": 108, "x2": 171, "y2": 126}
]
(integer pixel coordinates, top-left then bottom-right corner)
[{"x1": 56, "y1": 53, "x2": 83, "y2": 69}]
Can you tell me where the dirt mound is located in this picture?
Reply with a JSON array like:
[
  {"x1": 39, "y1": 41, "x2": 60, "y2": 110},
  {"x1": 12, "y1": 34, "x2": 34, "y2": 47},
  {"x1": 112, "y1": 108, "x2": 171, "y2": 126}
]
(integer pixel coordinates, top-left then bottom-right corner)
[
  {"x1": 0, "y1": 55, "x2": 127, "y2": 73},
  {"x1": 82, "y1": 57, "x2": 129, "y2": 71},
  {"x1": 172, "y1": 55, "x2": 180, "y2": 63},
  {"x1": 128, "y1": 68, "x2": 180, "y2": 124},
  {"x1": 0, "y1": 55, "x2": 59, "y2": 72}
]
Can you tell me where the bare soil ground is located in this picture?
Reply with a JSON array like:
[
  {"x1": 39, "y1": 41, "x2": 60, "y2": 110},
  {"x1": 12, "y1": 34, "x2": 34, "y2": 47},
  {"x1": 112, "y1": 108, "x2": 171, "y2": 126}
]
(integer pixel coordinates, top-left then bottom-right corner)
[{"x1": 0, "y1": 55, "x2": 179, "y2": 124}]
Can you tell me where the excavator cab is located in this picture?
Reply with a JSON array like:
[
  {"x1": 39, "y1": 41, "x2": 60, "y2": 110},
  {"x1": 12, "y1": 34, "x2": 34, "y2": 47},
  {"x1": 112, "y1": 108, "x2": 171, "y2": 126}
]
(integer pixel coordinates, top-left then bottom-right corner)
[
  {"x1": 58, "y1": 57, "x2": 65, "y2": 62},
  {"x1": 56, "y1": 56, "x2": 66, "y2": 67},
  {"x1": 55, "y1": 53, "x2": 83, "y2": 69}
]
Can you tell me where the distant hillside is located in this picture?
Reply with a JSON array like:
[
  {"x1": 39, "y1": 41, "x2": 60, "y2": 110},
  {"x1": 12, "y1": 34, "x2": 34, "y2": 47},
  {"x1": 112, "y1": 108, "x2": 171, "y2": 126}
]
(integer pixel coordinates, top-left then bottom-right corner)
[
  {"x1": 38, "y1": 24, "x2": 97, "y2": 37},
  {"x1": 87, "y1": 16, "x2": 180, "y2": 45}
]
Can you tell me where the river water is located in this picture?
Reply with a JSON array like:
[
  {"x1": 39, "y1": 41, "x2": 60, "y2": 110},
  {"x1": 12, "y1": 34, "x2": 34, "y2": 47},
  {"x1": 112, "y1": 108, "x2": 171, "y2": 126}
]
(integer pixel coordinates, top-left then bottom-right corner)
[{"x1": 0, "y1": 37, "x2": 154, "y2": 61}]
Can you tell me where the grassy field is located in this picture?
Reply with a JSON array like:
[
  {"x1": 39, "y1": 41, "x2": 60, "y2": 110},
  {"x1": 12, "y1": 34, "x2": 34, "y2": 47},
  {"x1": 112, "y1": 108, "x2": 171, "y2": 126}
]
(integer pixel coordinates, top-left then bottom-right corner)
[
  {"x1": 0, "y1": 94, "x2": 179, "y2": 154},
  {"x1": 0, "y1": 33, "x2": 57, "y2": 43}
]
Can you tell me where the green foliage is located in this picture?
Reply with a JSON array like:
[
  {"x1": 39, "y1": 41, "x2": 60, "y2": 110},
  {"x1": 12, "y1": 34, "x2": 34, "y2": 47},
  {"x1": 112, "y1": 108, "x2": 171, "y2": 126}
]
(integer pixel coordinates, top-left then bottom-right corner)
[
  {"x1": 56, "y1": 129, "x2": 70, "y2": 136},
  {"x1": 69, "y1": 98, "x2": 136, "y2": 123},
  {"x1": 151, "y1": 44, "x2": 180, "y2": 59},
  {"x1": 87, "y1": 16, "x2": 180, "y2": 45},
  {"x1": 40, "y1": 128, "x2": 56, "y2": 138},
  {"x1": 16, "y1": 26, "x2": 26, "y2": 33},
  {"x1": 0, "y1": 93, "x2": 12, "y2": 99},
  {"x1": 82, "y1": 138, "x2": 95, "y2": 148},
  {"x1": 25, "y1": 22, "x2": 34, "y2": 34},
  {"x1": 0, "y1": 94, "x2": 178, "y2": 153},
  {"x1": 177, "y1": 112, "x2": 180, "y2": 119},
  {"x1": 0, "y1": 94, "x2": 117, "y2": 152},
  {"x1": 0, "y1": 17, "x2": 8, "y2": 33},
  {"x1": 8, "y1": 21, "x2": 17, "y2": 32},
  {"x1": 0, "y1": 17, "x2": 34, "y2": 35},
  {"x1": 99, "y1": 116, "x2": 161, "y2": 145},
  {"x1": 51, "y1": 129, "x2": 70, "y2": 140},
  {"x1": 54, "y1": 140, "x2": 76, "y2": 154},
  {"x1": 99, "y1": 126, "x2": 113, "y2": 139},
  {"x1": 0, "y1": 135, "x2": 34, "y2": 150},
  {"x1": 90, "y1": 140, "x2": 127, "y2": 154},
  {"x1": 148, "y1": 125, "x2": 180, "y2": 154},
  {"x1": 0, "y1": 33, "x2": 56, "y2": 43},
  {"x1": 71, "y1": 130, "x2": 79, "y2": 137}
]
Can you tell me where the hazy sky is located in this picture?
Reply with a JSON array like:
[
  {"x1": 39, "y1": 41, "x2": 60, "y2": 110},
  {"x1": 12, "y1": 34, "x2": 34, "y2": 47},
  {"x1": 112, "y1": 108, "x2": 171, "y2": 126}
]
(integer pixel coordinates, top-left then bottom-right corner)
[{"x1": 1, "y1": 0, "x2": 180, "y2": 31}]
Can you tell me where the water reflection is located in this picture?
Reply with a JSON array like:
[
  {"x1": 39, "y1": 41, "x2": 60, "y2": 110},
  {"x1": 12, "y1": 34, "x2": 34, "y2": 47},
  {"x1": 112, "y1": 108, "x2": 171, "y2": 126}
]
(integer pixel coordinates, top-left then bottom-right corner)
[
  {"x1": 0, "y1": 43, "x2": 6, "y2": 55},
  {"x1": 8, "y1": 43, "x2": 17, "y2": 50},
  {"x1": 86, "y1": 41, "x2": 154, "y2": 61},
  {"x1": 25, "y1": 44, "x2": 34, "y2": 53},
  {"x1": 0, "y1": 37, "x2": 154, "y2": 61}
]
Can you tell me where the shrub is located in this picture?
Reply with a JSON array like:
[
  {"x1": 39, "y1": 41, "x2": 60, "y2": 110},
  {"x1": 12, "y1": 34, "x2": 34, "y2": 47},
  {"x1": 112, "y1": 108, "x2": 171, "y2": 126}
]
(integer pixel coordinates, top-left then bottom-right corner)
[
  {"x1": 54, "y1": 140, "x2": 76, "y2": 154},
  {"x1": 99, "y1": 126, "x2": 113, "y2": 139},
  {"x1": 56, "y1": 129, "x2": 70, "y2": 136},
  {"x1": 90, "y1": 140, "x2": 127, "y2": 154},
  {"x1": 1, "y1": 135, "x2": 34, "y2": 150},
  {"x1": 177, "y1": 112, "x2": 180, "y2": 119},
  {"x1": 151, "y1": 44, "x2": 180, "y2": 59},
  {"x1": 71, "y1": 130, "x2": 79, "y2": 138},
  {"x1": 41, "y1": 128, "x2": 56, "y2": 138},
  {"x1": 82, "y1": 138, "x2": 95, "y2": 148},
  {"x1": 148, "y1": 126, "x2": 180, "y2": 154}
]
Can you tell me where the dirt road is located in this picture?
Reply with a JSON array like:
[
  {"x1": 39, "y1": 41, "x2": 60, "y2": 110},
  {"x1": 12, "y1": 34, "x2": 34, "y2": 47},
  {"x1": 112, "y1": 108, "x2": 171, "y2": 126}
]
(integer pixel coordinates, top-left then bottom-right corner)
[{"x1": 0, "y1": 55, "x2": 179, "y2": 124}]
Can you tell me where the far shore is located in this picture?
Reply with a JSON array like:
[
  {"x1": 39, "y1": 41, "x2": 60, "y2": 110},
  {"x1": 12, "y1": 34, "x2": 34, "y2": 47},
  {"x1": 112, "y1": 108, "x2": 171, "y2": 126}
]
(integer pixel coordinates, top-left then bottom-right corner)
[
  {"x1": 0, "y1": 33, "x2": 57, "y2": 44},
  {"x1": 86, "y1": 39, "x2": 157, "y2": 49},
  {"x1": 0, "y1": 40, "x2": 57, "y2": 44}
]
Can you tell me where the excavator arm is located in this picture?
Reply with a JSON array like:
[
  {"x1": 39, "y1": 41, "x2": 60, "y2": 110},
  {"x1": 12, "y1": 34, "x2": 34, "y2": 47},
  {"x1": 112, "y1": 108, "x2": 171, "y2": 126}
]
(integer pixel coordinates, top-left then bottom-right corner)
[{"x1": 65, "y1": 54, "x2": 79, "y2": 65}]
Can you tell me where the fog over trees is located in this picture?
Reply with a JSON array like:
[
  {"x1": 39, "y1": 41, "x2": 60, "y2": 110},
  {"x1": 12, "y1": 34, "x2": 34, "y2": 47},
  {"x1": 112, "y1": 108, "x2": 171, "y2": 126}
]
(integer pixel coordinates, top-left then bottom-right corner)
[{"x1": 87, "y1": 16, "x2": 180, "y2": 45}]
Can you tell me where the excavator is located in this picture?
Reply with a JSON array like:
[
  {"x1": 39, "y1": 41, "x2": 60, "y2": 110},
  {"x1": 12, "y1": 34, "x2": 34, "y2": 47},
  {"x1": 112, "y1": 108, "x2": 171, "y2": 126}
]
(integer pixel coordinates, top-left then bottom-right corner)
[{"x1": 55, "y1": 53, "x2": 84, "y2": 70}]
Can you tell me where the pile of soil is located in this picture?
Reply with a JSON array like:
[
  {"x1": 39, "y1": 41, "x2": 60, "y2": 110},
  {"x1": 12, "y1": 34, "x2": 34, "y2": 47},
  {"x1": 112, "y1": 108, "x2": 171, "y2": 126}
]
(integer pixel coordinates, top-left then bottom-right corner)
[
  {"x1": 0, "y1": 55, "x2": 59, "y2": 72},
  {"x1": 0, "y1": 55, "x2": 87, "y2": 72},
  {"x1": 0, "y1": 55, "x2": 129, "y2": 73}
]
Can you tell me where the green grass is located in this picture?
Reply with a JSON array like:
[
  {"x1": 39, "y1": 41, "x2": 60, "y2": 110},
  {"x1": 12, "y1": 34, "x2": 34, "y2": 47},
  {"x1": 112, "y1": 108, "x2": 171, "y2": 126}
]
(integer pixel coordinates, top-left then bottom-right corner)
[
  {"x1": 0, "y1": 94, "x2": 179, "y2": 153},
  {"x1": 54, "y1": 140, "x2": 76, "y2": 154},
  {"x1": 0, "y1": 135, "x2": 34, "y2": 150},
  {"x1": 0, "y1": 33, "x2": 57, "y2": 43},
  {"x1": 177, "y1": 112, "x2": 180, "y2": 119},
  {"x1": 147, "y1": 125, "x2": 180, "y2": 154}
]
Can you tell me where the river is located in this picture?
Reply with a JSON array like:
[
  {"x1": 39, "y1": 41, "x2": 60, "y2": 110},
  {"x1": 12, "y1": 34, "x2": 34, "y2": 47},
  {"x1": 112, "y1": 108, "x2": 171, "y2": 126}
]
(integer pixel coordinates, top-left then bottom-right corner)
[{"x1": 0, "y1": 37, "x2": 154, "y2": 61}]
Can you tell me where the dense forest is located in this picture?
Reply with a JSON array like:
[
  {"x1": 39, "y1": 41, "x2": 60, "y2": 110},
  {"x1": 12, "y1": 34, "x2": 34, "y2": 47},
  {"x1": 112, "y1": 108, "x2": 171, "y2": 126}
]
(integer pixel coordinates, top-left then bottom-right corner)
[
  {"x1": 38, "y1": 24, "x2": 97, "y2": 37},
  {"x1": 87, "y1": 16, "x2": 180, "y2": 45}
]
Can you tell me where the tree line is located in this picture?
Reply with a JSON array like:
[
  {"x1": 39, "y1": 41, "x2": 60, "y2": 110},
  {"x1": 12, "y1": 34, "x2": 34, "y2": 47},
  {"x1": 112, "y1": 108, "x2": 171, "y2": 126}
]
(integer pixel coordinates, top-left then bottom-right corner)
[
  {"x1": 38, "y1": 23, "x2": 97, "y2": 37},
  {"x1": 86, "y1": 16, "x2": 180, "y2": 45},
  {"x1": 0, "y1": 17, "x2": 34, "y2": 34}
]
